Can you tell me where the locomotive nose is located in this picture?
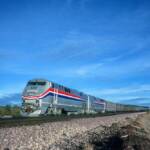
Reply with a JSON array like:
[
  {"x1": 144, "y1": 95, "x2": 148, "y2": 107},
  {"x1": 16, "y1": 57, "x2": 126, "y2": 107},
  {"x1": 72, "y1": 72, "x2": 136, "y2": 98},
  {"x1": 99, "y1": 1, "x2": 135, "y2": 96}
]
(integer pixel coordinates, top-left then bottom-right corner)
[{"x1": 25, "y1": 106, "x2": 33, "y2": 112}]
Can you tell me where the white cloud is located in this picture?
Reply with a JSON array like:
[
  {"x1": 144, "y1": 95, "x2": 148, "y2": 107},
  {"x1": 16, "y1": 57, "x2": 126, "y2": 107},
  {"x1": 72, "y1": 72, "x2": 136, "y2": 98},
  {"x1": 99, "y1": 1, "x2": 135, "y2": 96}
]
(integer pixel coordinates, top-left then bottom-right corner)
[
  {"x1": 100, "y1": 85, "x2": 150, "y2": 95},
  {"x1": 75, "y1": 63, "x2": 103, "y2": 76},
  {"x1": 0, "y1": 83, "x2": 24, "y2": 98},
  {"x1": 10, "y1": 100, "x2": 20, "y2": 105},
  {"x1": 53, "y1": 51, "x2": 150, "y2": 79},
  {"x1": 82, "y1": 84, "x2": 150, "y2": 102},
  {"x1": 0, "y1": 93, "x2": 10, "y2": 99}
]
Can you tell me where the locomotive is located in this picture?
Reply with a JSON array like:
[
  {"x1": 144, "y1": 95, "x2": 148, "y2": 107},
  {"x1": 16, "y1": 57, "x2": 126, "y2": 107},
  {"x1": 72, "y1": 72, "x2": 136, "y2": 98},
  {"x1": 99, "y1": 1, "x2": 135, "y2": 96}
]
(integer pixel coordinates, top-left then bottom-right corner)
[{"x1": 21, "y1": 79, "x2": 148, "y2": 116}]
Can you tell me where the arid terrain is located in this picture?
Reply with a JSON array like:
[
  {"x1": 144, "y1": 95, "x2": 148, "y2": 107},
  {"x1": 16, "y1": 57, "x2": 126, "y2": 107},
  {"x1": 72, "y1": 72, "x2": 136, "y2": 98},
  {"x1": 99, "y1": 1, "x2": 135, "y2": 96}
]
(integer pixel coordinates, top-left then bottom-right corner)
[
  {"x1": 51, "y1": 112, "x2": 150, "y2": 150},
  {"x1": 0, "y1": 112, "x2": 149, "y2": 150}
]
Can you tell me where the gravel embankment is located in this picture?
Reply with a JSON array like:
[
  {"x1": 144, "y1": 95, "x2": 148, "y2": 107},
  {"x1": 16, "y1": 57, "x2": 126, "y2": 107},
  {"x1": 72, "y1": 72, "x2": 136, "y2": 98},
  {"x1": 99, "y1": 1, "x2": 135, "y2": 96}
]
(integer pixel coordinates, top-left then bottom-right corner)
[{"x1": 0, "y1": 113, "x2": 143, "y2": 150}]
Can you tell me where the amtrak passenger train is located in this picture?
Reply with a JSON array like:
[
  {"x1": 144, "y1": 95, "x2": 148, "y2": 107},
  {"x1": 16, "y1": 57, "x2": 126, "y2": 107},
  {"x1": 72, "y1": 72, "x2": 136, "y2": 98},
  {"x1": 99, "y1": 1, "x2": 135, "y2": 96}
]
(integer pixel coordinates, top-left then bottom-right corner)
[{"x1": 21, "y1": 79, "x2": 148, "y2": 116}]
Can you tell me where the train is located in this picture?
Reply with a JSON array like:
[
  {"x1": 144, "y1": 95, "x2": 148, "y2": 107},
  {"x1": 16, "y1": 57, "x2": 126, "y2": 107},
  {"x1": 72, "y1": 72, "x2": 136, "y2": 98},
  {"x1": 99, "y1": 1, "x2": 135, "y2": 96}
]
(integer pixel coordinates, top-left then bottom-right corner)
[{"x1": 21, "y1": 79, "x2": 148, "y2": 116}]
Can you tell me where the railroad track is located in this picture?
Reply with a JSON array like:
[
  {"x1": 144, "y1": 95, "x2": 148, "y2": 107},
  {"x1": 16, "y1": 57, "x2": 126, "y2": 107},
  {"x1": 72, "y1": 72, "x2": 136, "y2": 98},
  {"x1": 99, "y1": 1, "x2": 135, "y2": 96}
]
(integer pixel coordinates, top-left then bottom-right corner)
[{"x1": 0, "y1": 112, "x2": 143, "y2": 128}]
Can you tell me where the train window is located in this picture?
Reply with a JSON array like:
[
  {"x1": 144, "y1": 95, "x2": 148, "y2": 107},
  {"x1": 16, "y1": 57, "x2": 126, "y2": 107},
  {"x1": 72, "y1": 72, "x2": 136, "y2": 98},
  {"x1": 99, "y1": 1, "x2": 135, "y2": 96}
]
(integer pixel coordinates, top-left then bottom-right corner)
[
  {"x1": 28, "y1": 82, "x2": 46, "y2": 86},
  {"x1": 51, "y1": 83, "x2": 54, "y2": 88},
  {"x1": 64, "y1": 87, "x2": 70, "y2": 93},
  {"x1": 67, "y1": 88, "x2": 70, "y2": 93},
  {"x1": 58, "y1": 85, "x2": 63, "y2": 90},
  {"x1": 68, "y1": 89, "x2": 70, "y2": 93},
  {"x1": 64, "y1": 88, "x2": 67, "y2": 92},
  {"x1": 28, "y1": 82, "x2": 36, "y2": 85},
  {"x1": 38, "y1": 82, "x2": 46, "y2": 86}
]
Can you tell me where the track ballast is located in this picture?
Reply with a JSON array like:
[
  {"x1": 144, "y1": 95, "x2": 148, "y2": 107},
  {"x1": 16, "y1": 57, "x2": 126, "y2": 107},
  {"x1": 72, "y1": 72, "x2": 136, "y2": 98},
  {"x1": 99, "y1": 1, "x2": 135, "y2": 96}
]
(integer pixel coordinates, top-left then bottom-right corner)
[{"x1": 0, "y1": 111, "x2": 144, "y2": 128}]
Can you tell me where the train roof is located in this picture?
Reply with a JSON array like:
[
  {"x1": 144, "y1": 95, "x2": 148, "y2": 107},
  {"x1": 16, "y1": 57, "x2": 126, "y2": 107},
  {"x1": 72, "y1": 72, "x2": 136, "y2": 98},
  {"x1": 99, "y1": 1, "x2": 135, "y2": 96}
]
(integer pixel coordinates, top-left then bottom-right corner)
[{"x1": 29, "y1": 78, "x2": 49, "y2": 82}]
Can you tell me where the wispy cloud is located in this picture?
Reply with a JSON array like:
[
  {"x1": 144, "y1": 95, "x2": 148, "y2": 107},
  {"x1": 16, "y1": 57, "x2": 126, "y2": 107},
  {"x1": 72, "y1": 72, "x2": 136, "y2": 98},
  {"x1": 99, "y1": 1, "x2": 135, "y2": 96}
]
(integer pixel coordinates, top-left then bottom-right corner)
[
  {"x1": 0, "y1": 0, "x2": 150, "y2": 106},
  {"x1": 52, "y1": 51, "x2": 150, "y2": 79},
  {"x1": 0, "y1": 92, "x2": 18, "y2": 99},
  {"x1": 70, "y1": 63, "x2": 103, "y2": 76},
  {"x1": 0, "y1": 92, "x2": 10, "y2": 99},
  {"x1": 82, "y1": 84, "x2": 150, "y2": 102},
  {"x1": 85, "y1": 84, "x2": 150, "y2": 95},
  {"x1": 0, "y1": 93, "x2": 21, "y2": 105},
  {"x1": 1, "y1": 29, "x2": 150, "y2": 77}
]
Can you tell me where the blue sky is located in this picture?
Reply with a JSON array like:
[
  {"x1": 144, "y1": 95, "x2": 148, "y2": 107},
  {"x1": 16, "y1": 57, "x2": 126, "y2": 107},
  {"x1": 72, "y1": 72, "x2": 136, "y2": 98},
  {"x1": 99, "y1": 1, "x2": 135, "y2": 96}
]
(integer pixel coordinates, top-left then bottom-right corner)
[{"x1": 0, "y1": 0, "x2": 150, "y2": 105}]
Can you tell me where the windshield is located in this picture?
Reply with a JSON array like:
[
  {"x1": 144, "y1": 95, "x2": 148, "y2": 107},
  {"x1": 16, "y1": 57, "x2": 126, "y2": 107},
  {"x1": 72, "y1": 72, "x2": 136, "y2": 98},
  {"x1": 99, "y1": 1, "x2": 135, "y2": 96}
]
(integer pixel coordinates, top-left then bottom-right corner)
[
  {"x1": 23, "y1": 81, "x2": 48, "y2": 96},
  {"x1": 28, "y1": 81, "x2": 46, "y2": 86}
]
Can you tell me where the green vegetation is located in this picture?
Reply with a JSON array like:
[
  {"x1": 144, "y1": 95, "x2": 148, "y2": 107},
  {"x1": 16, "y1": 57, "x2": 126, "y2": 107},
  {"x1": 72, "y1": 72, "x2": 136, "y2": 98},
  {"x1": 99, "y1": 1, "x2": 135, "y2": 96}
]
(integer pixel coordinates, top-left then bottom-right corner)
[{"x1": 0, "y1": 105, "x2": 20, "y2": 116}]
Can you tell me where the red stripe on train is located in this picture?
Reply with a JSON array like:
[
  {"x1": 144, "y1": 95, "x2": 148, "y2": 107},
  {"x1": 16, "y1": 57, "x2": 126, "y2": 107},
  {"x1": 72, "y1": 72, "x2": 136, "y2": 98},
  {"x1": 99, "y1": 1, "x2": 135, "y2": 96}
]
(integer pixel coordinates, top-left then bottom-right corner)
[{"x1": 22, "y1": 88, "x2": 81, "y2": 100}]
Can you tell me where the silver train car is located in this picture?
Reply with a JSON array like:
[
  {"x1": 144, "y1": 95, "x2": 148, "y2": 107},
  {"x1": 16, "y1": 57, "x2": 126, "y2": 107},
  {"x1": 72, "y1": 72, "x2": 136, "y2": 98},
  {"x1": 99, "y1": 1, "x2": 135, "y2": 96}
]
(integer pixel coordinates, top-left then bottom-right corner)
[
  {"x1": 21, "y1": 79, "x2": 148, "y2": 117},
  {"x1": 21, "y1": 79, "x2": 106, "y2": 116}
]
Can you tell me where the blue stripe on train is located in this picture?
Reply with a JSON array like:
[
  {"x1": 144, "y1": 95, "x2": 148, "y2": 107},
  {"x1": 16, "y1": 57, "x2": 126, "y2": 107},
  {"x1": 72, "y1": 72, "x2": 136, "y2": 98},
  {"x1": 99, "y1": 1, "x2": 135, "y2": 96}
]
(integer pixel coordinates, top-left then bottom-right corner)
[{"x1": 42, "y1": 92, "x2": 85, "y2": 102}]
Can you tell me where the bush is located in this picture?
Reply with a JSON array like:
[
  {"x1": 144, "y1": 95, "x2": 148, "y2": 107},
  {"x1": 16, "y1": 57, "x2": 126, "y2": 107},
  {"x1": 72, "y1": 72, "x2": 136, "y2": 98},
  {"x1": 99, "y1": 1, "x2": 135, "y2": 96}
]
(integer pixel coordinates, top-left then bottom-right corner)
[{"x1": 0, "y1": 105, "x2": 20, "y2": 116}]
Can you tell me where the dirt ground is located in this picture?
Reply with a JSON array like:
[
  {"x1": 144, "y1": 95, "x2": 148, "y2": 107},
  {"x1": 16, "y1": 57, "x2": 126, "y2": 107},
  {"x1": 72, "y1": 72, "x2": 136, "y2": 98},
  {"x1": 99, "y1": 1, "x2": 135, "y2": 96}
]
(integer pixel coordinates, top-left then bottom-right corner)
[
  {"x1": 87, "y1": 112, "x2": 150, "y2": 150},
  {"x1": 49, "y1": 112, "x2": 150, "y2": 150},
  {"x1": 0, "y1": 113, "x2": 141, "y2": 150}
]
